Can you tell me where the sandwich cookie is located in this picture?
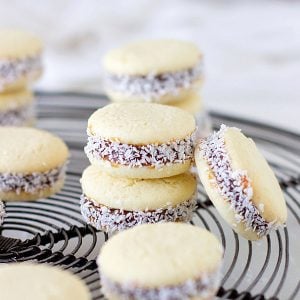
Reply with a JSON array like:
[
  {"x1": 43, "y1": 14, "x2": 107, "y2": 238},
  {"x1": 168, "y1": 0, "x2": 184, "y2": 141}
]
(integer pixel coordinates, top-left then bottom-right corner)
[
  {"x1": 195, "y1": 125, "x2": 287, "y2": 240},
  {"x1": 85, "y1": 103, "x2": 196, "y2": 179},
  {"x1": 0, "y1": 89, "x2": 35, "y2": 126},
  {"x1": 103, "y1": 39, "x2": 203, "y2": 104},
  {"x1": 0, "y1": 29, "x2": 43, "y2": 92},
  {"x1": 80, "y1": 165, "x2": 197, "y2": 232},
  {"x1": 0, "y1": 263, "x2": 91, "y2": 300},
  {"x1": 0, "y1": 127, "x2": 69, "y2": 201},
  {"x1": 98, "y1": 223, "x2": 223, "y2": 300}
]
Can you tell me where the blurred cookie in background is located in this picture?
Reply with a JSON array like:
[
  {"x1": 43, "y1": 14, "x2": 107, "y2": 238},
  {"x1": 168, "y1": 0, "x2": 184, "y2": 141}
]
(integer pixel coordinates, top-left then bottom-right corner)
[
  {"x1": 103, "y1": 39, "x2": 203, "y2": 104},
  {"x1": 0, "y1": 29, "x2": 43, "y2": 92}
]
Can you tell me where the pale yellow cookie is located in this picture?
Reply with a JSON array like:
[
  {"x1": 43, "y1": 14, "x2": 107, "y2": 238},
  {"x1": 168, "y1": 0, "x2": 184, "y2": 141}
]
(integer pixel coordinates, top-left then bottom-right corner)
[
  {"x1": 0, "y1": 127, "x2": 69, "y2": 201},
  {"x1": 195, "y1": 125, "x2": 287, "y2": 240},
  {"x1": 0, "y1": 29, "x2": 43, "y2": 92},
  {"x1": 103, "y1": 39, "x2": 203, "y2": 103},
  {"x1": 85, "y1": 103, "x2": 196, "y2": 179},
  {"x1": 80, "y1": 165, "x2": 197, "y2": 232},
  {"x1": 0, "y1": 263, "x2": 91, "y2": 300},
  {"x1": 98, "y1": 223, "x2": 223, "y2": 300}
]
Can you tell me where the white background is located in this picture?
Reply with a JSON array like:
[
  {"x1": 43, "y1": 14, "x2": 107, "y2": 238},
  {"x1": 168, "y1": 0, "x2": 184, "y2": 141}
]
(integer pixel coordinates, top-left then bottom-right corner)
[{"x1": 0, "y1": 0, "x2": 299, "y2": 133}]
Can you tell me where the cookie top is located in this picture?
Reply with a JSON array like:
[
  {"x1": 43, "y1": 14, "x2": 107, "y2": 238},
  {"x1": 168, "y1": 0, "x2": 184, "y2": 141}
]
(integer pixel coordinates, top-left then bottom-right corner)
[
  {"x1": 0, "y1": 127, "x2": 69, "y2": 173},
  {"x1": 0, "y1": 88, "x2": 33, "y2": 111},
  {"x1": 99, "y1": 223, "x2": 223, "y2": 287},
  {"x1": 0, "y1": 263, "x2": 91, "y2": 300},
  {"x1": 87, "y1": 103, "x2": 196, "y2": 144},
  {"x1": 81, "y1": 165, "x2": 196, "y2": 210},
  {"x1": 0, "y1": 29, "x2": 42, "y2": 58},
  {"x1": 223, "y1": 127, "x2": 287, "y2": 223},
  {"x1": 103, "y1": 39, "x2": 202, "y2": 75}
]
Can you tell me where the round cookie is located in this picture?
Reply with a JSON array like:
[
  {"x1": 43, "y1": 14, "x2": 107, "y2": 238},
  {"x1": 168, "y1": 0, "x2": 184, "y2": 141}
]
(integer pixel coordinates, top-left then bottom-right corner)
[
  {"x1": 98, "y1": 223, "x2": 223, "y2": 300},
  {"x1": 80, "y1": 165, "x2": 197, "y2": 232},
  {"x1": 195, "y1": 125, "x2": 287, "y2": 240},
  {"x1": 0, "y1": 127, "x2": 69, "y2": 201},
  {"x1": 103, "y1": 39, "x2": 203, "y2": 104},
  {"x1": 0, "y1": 29, "x2": 43, "y2": 92},
  {"x1": 0, "y1": 88, "x2": 35, "y2": 126},
  {"x1": 0, "y1": 263, "x2": 91, "y2": 300},
  {"x1": 85, "y1": 102, "x2": 196, "y2": 179}
]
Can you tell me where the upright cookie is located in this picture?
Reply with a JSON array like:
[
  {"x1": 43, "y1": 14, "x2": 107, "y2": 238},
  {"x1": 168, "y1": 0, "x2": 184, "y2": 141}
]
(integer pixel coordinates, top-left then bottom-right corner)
[
  {"x1": 103, "y1": 39, "x2": 203, "y2": 103},
  {"x1": 0, "y1": 263, "x2": 91, "y2": 300},
  {"x1": 0, "y1": 127, "x2": 69, "y2": 201},
  {"x1": 80, "y1": 165, "x2": 197, "y2": 232},
  {"x1": 195, "y1": 125, "x2": 287, "y2": 240},
  {"x1": 98, "y1": 223, "x2": 223, "y2": 300},
  {"x1": 85, "y1": 103, "x2": 196, "y2": 179},
  {"x1": 0, "y1": 29, "x2": 43, "y2": 92},
  {"x1": 0, "y1": 89, "x2": 35, "y2": 126}
]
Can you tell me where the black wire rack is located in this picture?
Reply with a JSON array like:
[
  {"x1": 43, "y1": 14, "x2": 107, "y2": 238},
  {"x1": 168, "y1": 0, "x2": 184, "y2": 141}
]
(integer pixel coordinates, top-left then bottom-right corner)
[{"x1": 0, "y1": 91, "x2": 299, "y2": 300}]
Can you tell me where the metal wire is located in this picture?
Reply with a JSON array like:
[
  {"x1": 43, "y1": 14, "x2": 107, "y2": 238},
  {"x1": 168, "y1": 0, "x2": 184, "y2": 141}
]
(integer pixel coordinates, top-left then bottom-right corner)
[{"x1": 0, "y1": 92, "x2": 299, "y2": 300}]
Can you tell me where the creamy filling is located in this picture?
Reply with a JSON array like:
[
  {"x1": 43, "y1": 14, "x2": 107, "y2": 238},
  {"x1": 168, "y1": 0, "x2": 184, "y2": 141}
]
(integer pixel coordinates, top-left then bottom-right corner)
[
  {"x1": 0, "y1": 103, "x2": 35, "y2": 126},
  {"x1": 84, "y1": 132, "x2": 195, "y2": 169},
  {"x1": 101, "y1": 269, "x2": 220, "y2": 300},
  {"x1": 80, "y1": 194, "x2": 197, "y2": 233},
  {"x1": 0, "y1": 201, "x2": 5, "y2": 225},
  {"x1": 0, "y1": 165, "x2": 66, "y2": 194},
  {"x1": 200, "y1": 125, "x2": 278, "y2": 237},
  {"x1": 0, "y1": 54, "x2": 42, "y2": 89},
  {"x1": 105, "y1": 62, "x2": 203, "y2": 101}
]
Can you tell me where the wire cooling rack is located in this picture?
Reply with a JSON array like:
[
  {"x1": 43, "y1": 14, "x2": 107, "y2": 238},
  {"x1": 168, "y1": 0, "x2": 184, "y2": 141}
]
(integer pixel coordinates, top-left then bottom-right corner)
[{"x1": 0, "y1": 91, "x2": 299, "y2": 300}]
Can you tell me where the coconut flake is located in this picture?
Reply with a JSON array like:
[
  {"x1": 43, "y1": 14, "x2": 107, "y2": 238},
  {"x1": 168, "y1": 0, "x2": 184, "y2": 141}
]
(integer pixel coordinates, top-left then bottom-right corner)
[
  {"x1": 0, "y1": 201, "x2": 5, "y2": 225},
  {"x1": 84, "y1": 132, "x2": 195, "y2": 169},
  {"x1": 80, "y1": 194, "x2": 197, "y2": 233},
  {"x1": 101, "y1": 267, "x2": 221, "y2": 300},
  {"x1": 0, "y1": 54, "x2": 42, "y2": 90},
  {"x1": 105, "y1": 62, "x2": 203, "y2": 102},
  {"x1": 0, "y1": 164, "x2": 66, "y2": 194}
]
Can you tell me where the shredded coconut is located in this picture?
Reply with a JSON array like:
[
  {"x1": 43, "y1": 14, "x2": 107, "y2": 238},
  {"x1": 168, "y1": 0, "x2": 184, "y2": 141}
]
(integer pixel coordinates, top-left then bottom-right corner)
[
  {"x1": 101, "y1": 268, "x2": 221, "y2": 300},
  {"x1": 105, "y1": 61, "x2": 203, "y2": 102},
  {"x1": 0, "y1": 54, "x2": 42, "y2": 90},
  {"x1": 0, "y1": 164, "x2": 66, "y2": 194},
  {"x1": 0, "y1": 103, "x2": 35, "y2": 126},
  {"x1": 80, "y1": 194, "x2": 197, "y2": 233},
  {"x1": 84, "y1": 132, "x2": 195, "y2": 169},
  {"x1": 199, "y1": 125, "x2": 279, "y2": 237},
  {"x1": 0, "y1": 201, "x2": 5, "y2": 225}
]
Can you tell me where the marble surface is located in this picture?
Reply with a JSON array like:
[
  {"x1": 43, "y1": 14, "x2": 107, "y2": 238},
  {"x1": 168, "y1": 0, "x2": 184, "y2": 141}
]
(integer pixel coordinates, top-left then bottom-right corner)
[{"x1": 0, "y1": 0, "x2": 299, "y2": 133}]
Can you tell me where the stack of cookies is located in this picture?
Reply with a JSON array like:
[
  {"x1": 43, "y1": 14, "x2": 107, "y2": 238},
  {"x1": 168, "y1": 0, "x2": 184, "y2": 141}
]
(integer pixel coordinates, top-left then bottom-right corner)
[
  {"x1": 80, "y1": 102, "x2": 198, "y2": 233},
  {"x1": 102, "y1": 39, "x2": 207, "y2": 129},
  {"x1": 0, "y1": 29, "x2": 43, "y2": 126}
]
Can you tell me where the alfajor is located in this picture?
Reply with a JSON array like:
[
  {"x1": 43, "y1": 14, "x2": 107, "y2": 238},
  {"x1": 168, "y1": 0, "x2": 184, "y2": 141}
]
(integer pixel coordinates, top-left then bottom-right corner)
[
  {"x1": 85, "y1": 102, "x2": 196, "y2": 179},
  {"x1": 195, "y1": 125, "x2": 287, "y2": 240}
]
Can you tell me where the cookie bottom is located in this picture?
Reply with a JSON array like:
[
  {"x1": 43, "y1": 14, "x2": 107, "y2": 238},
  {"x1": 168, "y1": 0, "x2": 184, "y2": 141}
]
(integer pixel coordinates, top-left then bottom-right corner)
[
  {"x1": 0, "y1": 178, "x2": 65, "y2": 201},
  {"x1": 80, "y1": 194, "x2": 197, "y2": 233},
  {"x1": 101, "y1": 270, "x2": 220, "y2": 300},
  {"x1": 88, "y1": 158, "x2": 192, "y2": 179}
]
